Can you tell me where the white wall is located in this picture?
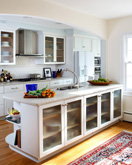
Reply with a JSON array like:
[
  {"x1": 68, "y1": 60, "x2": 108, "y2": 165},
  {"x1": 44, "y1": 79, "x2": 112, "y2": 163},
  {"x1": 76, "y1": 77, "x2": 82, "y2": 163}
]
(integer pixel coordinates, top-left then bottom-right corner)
[
  {"x1": 107, "y1": 16, "x2": 132, "y2": 112},
  {"x1": 0, "y1": 0, "x2": 107, "y2": 39}
]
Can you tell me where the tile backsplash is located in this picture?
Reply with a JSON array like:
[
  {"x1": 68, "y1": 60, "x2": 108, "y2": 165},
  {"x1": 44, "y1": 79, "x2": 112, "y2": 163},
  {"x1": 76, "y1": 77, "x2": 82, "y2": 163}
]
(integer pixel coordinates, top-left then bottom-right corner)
[{"x1": 0, "y1": 57, "x2": 56, "y2": 79}]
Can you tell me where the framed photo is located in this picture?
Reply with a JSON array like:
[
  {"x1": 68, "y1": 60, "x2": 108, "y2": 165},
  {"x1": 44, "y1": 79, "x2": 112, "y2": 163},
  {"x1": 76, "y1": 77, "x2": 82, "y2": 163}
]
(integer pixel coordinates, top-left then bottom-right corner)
[{"x1": 43, "y1": 68, "x2": 52, "y2": 78}]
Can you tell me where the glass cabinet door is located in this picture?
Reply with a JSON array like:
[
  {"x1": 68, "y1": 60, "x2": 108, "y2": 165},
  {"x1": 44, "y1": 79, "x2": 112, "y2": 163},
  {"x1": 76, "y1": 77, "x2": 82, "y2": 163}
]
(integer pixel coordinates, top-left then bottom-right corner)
[
  {"x1": 1, "y1": 31, "x2": 14, "y2": 64},
  {"x1": 113, "y1": 89, "x2": 121, "y2": 118},
  {"x1": 56, "y1": 38, "x2": 64, "y2": 62},
  {"x1": 43, "y1": 105, "x2": 62, "y2": 152},
  {"x1": 101, "y1": 93, "x2": 110, "y2": 124},
  {"x1": 86, "y1": 96, "x2": 98, "y2": 132},
  {"x1": 67, "y1": 100, "x2": 81, "y2": 141},
  {"x1": 45, "y1": 36, "x2": 54, "y2": 63}
]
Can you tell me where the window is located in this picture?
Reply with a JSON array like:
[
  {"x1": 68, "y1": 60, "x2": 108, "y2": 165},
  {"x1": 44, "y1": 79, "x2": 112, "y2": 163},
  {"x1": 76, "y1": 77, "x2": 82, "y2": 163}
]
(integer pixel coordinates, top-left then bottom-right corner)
[{"x1": 123, "y1": 35, "x2": 132, "y2": 93}]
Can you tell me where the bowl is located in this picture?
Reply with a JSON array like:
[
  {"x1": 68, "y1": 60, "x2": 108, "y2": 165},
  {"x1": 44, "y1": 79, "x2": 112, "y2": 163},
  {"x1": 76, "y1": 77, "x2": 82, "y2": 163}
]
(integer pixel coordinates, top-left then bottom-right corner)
[{"x1": 7, "y1": 108, "x2": 20, "y2": 120}]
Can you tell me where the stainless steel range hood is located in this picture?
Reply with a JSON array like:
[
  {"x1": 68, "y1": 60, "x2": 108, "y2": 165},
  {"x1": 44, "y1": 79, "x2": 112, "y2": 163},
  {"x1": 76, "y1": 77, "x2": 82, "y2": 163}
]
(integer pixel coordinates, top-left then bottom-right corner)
[{"x1": 16, "y1": 30, "x2": 43, "y2": 56}]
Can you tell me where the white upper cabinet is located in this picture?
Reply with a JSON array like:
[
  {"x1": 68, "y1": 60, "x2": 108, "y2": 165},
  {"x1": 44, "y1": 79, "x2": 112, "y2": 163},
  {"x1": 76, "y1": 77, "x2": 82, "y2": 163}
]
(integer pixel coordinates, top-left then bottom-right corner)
[
  {"x1": 0, "y1": 30, "x2": 16, "y2": 65},
  {"x1": 92, "y1": 39, "x2": 101, "y2": 57},
  {"x1": 44, "y1": 35, "x2": 65, "y2": 64},
  {"x1": 74, "y1": 36, "x2": 92, "y2": 51}
]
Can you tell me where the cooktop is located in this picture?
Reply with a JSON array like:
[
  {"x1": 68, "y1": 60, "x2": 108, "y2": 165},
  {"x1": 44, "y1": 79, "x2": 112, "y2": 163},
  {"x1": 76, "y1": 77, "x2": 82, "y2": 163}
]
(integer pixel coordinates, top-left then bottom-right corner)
[{"x1": 13, "y1": 78, "x2": 46, "y2": 82}]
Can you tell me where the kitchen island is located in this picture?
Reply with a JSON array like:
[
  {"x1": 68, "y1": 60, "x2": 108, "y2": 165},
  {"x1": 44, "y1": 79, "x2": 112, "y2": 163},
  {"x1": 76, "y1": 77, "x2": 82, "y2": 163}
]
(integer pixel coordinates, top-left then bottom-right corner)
[{"x1": 3, "y1": 83, "x2": 123, "y2": 163}]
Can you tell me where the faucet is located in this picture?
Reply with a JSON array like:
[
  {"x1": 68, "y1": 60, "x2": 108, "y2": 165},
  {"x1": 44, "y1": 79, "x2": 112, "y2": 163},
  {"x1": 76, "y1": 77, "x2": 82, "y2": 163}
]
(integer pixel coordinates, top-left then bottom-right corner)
[{"x1": 63, "y1": 68, "x2": 79, "y2": 89}]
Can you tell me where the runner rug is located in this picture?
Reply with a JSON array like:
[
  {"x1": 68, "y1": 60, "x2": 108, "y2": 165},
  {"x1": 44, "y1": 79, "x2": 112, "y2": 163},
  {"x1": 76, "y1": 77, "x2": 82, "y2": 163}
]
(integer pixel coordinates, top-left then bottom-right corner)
[{"x1": 68, "y1": 131, "x2": 132, "y2": 165}]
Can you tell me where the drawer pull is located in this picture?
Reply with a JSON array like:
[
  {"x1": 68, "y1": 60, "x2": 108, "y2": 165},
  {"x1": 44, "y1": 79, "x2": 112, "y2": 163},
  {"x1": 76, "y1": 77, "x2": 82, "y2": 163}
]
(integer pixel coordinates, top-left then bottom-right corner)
[
  {"x1": 66, "y1": 81, "x2": 70, "y2": 83},
  {"x1": 11, "y1": 87, "x2": 18, "y2": 89},
  {"x1": 54, "y1": 82, "x2": 59, "y2": 84}
]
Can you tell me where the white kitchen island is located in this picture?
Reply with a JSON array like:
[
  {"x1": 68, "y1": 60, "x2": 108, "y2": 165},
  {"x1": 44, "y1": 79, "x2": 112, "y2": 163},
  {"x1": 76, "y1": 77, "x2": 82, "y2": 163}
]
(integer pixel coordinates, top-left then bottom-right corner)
[{"x1": 3, "y1": 83, "x2": 123, "y2": 163}]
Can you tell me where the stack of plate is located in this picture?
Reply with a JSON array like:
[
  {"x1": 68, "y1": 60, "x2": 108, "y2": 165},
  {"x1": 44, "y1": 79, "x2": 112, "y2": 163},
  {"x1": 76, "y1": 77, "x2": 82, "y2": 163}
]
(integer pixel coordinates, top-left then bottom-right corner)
[
  {"x1": 2, "y1": 33, "x2": 9, "y2": 37},
  {"x1": 2, "y1": 51, "x2": 10, "y2": 55},
  {"x1": 1, "y1": 41, "x2": 9, "y2": 46}
]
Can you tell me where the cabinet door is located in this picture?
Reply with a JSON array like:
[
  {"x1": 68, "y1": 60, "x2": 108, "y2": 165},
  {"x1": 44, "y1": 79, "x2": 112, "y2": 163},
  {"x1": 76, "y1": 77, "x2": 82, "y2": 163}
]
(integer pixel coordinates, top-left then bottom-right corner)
[
  {"x1": 45, "y1": 36, "x2": 54, "y2": 63},
  {"x1": 83, "y1": 38, "x2": 92, "y2": 51},
  {"x1": 113, "y1": 89, "x2": 122, "y2": 119},
  {"x1": 85, "y1": 95, "x2": 99, "y2": 134},
  {"x1": 92, "y1": 39, "x2": 101, "y2": 57},
  {"x1": 0, "y1": 31, "x2": 15, "y2": 65},
  {"x1": 42, "y1": 103, "x2": 64, "y2": 154},
  {"x1": 101, "y1": 92, "x2": 111, "y2": 125},
  {"x1": 65, "y1": 97, "x2": 83, "y2": 145},
  {"x1": 56, "y1": 37, "x2": 65, "y2": 63}
]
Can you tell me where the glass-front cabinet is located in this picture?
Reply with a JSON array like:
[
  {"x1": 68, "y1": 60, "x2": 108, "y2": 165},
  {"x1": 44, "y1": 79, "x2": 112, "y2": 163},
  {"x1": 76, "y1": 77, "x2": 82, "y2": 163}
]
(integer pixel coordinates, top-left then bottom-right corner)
[
  {"x1": 43, "y1": 104, "x2": 64, "y2": 153},
  {"x1": 44, "y1": 35, "x2": 65, "y2": 64},
  {"x1": 101, "y1": 92, "x2": 111, "y2": 125},
  {"x1": 84, "y1": 95, "x2": 98, "y2": 135},
  {"x1": 65, "y1": 98, "x2": 83, "y2": 144},
  {"x1": 41, "y1": 97, "x2": 83, "y2": 155},
  {"x1": 0, "y1": 30, "x2": 15, "y2": 65},
  {"x1": 113, "y1": 89, "x2": 122, "y2": 119}
]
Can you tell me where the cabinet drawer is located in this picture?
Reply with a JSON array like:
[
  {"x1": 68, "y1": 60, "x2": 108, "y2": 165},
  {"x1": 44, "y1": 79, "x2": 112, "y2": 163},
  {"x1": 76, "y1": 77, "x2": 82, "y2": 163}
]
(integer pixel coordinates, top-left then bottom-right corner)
[
  {"x1": 0, "y1": 94, "x2": 4, "y2": 104},
  {"x1": 0, "y1": 105, "x2": 4, "y2": 116},
  {"x1": 0, "y1": 86, "x2": 4, "y2": 94},
  {"x1": 5, "y1": 84, "x2": 24, "y2": 93},
  {"x1": 63, "y1": 79, "x2": 73, "y2": 85},
  {"x1": 50, "y1": 80, "x2": 63, "y2": 87}
]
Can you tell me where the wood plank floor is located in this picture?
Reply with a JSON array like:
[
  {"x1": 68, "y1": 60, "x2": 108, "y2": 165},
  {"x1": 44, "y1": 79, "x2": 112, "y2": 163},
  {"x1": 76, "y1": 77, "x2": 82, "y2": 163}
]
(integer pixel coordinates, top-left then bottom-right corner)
[{"x1": 0, "y1": 120, "x2": 132, "y2": 165}]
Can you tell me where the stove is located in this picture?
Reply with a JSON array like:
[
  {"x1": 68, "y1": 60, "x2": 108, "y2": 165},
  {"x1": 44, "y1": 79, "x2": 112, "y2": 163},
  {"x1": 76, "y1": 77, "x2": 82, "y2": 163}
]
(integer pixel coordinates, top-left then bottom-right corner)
[{"x1": 13, "y1": 78, "x2": 46, "y2": 82}]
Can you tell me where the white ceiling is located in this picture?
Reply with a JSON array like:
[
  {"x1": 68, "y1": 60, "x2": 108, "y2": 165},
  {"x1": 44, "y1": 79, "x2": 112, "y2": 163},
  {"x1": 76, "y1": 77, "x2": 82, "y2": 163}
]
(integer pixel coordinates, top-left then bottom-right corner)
[{"x1": 43, "y1": 0, "x2": 132, "y2": 20}]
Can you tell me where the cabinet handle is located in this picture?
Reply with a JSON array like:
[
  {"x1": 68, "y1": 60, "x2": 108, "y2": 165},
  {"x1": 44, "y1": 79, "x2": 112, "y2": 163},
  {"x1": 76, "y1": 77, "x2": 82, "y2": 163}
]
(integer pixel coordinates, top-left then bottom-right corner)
[
  {"x1": 54, "y1": 82, "x2": 59, "y2": 84},
  {"x1": 82, "y1": 46, "x2": 85, "y2": 48},
  {"x1": 11, "y1": 87, "x2": 18, "y2": 89},
  {"x1": 66, "y1": 81, "x2": 70, "y2": 83}
]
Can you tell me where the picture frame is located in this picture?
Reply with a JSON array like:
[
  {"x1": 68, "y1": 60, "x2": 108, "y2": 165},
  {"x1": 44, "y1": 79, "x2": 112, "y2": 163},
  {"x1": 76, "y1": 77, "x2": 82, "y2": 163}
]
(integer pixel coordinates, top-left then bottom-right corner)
[{"x1": 43, "y1": 68, "x2": 52, "y2": 78}]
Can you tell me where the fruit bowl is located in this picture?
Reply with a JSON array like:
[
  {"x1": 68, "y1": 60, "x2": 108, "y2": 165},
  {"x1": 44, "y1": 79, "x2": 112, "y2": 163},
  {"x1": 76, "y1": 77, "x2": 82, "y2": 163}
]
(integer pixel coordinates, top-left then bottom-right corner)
[
  {"x1": 7, "y1": 107, "x2": 20, "y2": 120},
  {"x1": 88, "y1": 80, "x2": 113, "y2": 85}
]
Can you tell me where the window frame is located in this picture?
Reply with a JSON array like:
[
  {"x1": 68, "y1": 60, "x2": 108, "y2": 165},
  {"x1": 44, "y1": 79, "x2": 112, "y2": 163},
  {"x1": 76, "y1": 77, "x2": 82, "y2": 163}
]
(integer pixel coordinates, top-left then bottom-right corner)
[{"x1": 122, "y1": 34, "x2": 132, "y2": 95}]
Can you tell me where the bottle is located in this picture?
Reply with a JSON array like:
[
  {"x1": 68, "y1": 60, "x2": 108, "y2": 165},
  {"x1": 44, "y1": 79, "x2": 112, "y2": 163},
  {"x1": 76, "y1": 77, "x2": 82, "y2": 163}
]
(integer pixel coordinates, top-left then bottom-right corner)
[{"x1": 1, "y1": 69, "x2": 4, "y2": 82}]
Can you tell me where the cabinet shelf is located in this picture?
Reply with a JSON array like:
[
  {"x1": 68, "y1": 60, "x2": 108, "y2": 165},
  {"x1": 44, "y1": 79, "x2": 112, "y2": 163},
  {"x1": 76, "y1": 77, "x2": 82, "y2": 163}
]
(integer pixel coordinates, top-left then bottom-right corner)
[
  {"x1": 57, "y1": 49, "x2": 64, "y2": 51},
  {"x1": 1, "y1": 55, "x2": 13, "y2": 57},
  {"x1": 67, "y1": 123, "x2": 80, "y2": 130},
  {"x1": 101, "y1": 112, "x2": 109, "y2": 116},
  {"x1": 67, "y1": 107, "x2": 80, "y2": 113},
  {"x1": 86, "y1": 113, "x2": 97, "y2": 122},
  {"x1": 43, "y1": 112, "x2": 61, "y2": 120},
  {"x1": 1, "y1": 36, "x2": 12, "y2": 39},
  {"x1": 1, "y1": 46, "x2": 12, "y2": 48},
  {"x1": 86, "y1": 102, "x2": 97, "y2": 107},
  {"x1": 5, "y1": 133, "x2": 22, "y2": 150},
  {"x1": 43, "y1": 127, "x2": 61, "y2": 139},
  {"x1": 101, "y1": 99, "x2": 109, "y2": 103},
  {"x1": 114, "y1": 107, "x2": 119, "y2": 111},
  {"x1": 5, "y1": 116, "x2": 21, "y2": 126}
]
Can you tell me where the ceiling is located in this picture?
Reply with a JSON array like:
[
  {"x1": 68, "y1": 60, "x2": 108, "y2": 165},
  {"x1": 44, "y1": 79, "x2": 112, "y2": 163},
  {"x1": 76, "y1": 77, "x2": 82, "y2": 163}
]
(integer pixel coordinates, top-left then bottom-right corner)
[{"x1": 43, "y1": 0, "x2": 132, "y2": 20}]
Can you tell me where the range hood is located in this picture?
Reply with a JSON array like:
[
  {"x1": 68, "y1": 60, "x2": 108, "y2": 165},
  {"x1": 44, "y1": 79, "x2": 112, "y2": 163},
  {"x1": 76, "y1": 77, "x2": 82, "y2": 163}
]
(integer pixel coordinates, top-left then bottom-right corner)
[{"x1": 16, "y1": 30, "x2": 43, "y2": 56}]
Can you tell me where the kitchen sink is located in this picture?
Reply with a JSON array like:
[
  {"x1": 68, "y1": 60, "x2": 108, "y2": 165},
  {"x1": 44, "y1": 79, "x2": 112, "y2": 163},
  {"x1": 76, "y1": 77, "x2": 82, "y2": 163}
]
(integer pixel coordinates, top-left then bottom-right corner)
[{"x1": 57, "y1": 85, "x2": 83, "y2": 90}]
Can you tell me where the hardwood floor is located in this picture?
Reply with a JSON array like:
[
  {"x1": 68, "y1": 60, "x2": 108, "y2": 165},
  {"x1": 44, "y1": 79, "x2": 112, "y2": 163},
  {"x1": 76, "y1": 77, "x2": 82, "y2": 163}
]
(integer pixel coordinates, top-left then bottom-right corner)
[{"x1": 0, "y1": 120, "x2": 132, "y2": 165}]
